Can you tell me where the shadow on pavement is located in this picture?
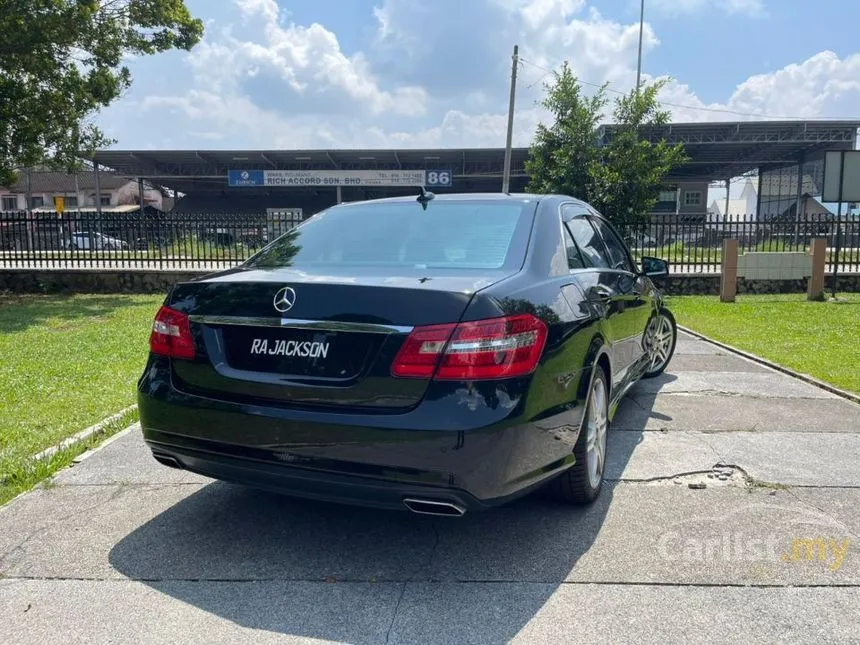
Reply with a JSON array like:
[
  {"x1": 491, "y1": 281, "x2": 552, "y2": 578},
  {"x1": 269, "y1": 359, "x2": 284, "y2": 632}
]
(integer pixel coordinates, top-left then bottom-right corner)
[{"x1": 108, "y1": 378, "x2": 676, "y2": 642}]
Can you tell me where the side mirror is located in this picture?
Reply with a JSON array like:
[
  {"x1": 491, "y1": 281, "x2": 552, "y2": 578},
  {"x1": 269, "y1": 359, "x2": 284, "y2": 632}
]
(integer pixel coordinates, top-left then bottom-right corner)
[{"x1": 641, "y1": 256, "x2": 668, "y2": 278}]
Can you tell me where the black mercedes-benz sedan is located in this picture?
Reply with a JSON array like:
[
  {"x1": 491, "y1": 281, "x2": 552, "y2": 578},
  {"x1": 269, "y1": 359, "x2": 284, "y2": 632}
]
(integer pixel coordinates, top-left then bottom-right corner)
[{"x1": 138, "y1": 193, "x2": 677, "y2": 516}]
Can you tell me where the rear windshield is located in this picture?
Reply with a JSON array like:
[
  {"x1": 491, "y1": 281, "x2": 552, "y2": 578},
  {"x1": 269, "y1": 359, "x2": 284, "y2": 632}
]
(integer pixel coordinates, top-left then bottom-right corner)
[{"x1": 245, "y1": 199, "x2": 536, "y2": 271}]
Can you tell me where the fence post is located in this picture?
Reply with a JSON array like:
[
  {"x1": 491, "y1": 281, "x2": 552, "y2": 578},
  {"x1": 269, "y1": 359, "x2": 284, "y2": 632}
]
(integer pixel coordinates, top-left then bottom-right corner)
[
  {"x1": 720, "y1": 238, "x2": 738, "y2": 303},
  {"x1": 807, "y1": 237, "x2": 827, "y2": 301}
]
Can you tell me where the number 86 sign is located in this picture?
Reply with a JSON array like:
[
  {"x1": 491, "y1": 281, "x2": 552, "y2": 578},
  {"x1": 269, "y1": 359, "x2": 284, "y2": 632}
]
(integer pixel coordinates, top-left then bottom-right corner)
[{"x1": 425, "y1": 170, "x2": 453, "y2": 187}]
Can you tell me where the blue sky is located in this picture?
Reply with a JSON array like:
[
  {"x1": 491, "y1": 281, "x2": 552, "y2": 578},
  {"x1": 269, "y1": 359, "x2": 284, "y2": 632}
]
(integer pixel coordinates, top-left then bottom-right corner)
[{"x1": 96, "y1": 0, "x2": 860, "y2": 152}]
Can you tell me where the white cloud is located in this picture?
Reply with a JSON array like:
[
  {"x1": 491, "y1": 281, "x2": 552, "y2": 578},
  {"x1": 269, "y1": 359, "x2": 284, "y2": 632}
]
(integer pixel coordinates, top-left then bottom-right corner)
[
  {"x1": 142, "y1": 91, "x2": 324, "y2": 148},
  {"x1": 518, "y1": 6, "x2": 659, "y2": 89},
  {"x1": 490, "y1": 0, "x2": 587, "y2": 29},
  {"x1": 186, "y1": 0, "x2": 428, "y2": 117},
  {"x1": 648, "y1": 0, "x2": 766, "y2": 17},
  {"x1": 107, "y1": 0, "x2": 859, "y2": 152},
  {"x1": 655, "y1": 51, "x2": 860, "y2": 121},
  {"x1": 382, "y1": 108, "x2": 545, "y2": 148},
  {"x1": 723, "y1": 51, "x2": 860, "y2": 117},
  {"x1": 235, "y1": 0, "x2": 279, "y2": 24}
]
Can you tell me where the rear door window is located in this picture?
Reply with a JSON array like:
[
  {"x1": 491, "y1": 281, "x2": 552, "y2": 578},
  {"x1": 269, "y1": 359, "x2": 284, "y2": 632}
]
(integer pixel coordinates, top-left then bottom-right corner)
[
  {"x1": 565, "y1": 217, "x2": 610, "y2": 269},
  {"x1": 563, "y1": 223, "x2": 586, "y2": 270},
  {"x1": 247, "y1": 200, "x2": 536, "y2": 271},
  {"x1": 588, "y1": 216, "x2": 635, "y2": 272}
]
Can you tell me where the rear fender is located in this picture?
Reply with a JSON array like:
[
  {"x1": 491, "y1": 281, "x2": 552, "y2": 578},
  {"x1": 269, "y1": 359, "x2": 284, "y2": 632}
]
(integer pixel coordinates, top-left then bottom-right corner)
[{"x1": 577, "y1": 334, "x2": 610, "y2": 402}]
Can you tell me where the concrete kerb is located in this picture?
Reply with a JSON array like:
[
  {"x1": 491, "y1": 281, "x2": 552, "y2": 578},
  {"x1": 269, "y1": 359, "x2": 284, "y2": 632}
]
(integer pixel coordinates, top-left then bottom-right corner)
[
  {"x1": 32, "y1": 405, "x2": 138, "y2": 463},
  {"x1": 1, "y1": 409, "x2": 139, "y2": 509},
  {"x1": 678, "y1": 326, "x2": 860, "y2": 406}
]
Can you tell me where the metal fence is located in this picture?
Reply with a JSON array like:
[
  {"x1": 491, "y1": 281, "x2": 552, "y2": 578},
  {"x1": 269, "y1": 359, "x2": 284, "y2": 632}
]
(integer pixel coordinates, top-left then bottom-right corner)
[
  {"x1": 1, "y1": 210, "x2": 858, "y2": 274},
  {"x1": 618, "y1": 213, "x2": 860, "y2": 275},
  {"x1": 0, "y1": 211, "x2": 306, "y2": 271}
]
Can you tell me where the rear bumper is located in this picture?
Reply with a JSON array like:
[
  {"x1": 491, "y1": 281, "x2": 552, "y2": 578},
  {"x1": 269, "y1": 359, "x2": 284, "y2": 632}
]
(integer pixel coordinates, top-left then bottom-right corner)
[
  {"x1": 145, "y1": 431, "x2": 491, "y2": 513},
  {"x1": 137, "y1": 360, "x2": 584, "y2": 512}
]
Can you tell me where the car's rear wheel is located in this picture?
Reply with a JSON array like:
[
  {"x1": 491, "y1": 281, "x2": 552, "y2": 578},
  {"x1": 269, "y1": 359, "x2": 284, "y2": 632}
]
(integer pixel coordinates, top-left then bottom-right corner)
[
  {"x1": 642, "y1": 308, "x2": 677, "y2": 379},
  {"x1": 545, "y1": 366, "x2": 609, "y2": 505}
]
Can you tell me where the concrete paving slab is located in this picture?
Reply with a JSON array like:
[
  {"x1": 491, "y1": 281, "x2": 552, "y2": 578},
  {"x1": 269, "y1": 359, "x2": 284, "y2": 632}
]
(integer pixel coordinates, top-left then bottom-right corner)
[
  {"x1": 3, "y1": 579, "x2": 857, "y2": 645},
  {"x1": 2, "y1": 482, "x2": 857, "y2": 587},
  {"x1": 0, "y1": 579, "x2": 400, "y2": 645},
  {"x1": 606, "y1": 430, "x2": 860, "y2": 487},
  {"x1": 633, "y1": 371, "x2": 838, "y2": 399},
  {"x1": 0, "y1": 483, "x2": 435, "y2": 582},
  {"x1": 391, "y1": 583, "x2": 860, "y2": 645},
  {"x1": 424, "y1": 485, "x2": 860, "y2": 586},
  {"x1": 673, "y1": 338, "x2": 727, "y2": 355},
  {"x1": 787, "y1": 486, "x2": 860, "y2": 536},
  {"x1": 704, "y1": 432, "x2": 860, "y2": 487},
  {"x1": 1, "y1": 327, "x2": 857, "y2": 644},
  {"x1": 605, "y1": 430, "x2": 717, "y2": 480},
  {"x1": 54, "y1": 426, "x2": 208, "y2": 486},
  {"x1": 612, "y1": 393, "x2": 860, "y2": 433},
  {"x1": 666, "y1": 353, "x2": 770, "y2": 373}
]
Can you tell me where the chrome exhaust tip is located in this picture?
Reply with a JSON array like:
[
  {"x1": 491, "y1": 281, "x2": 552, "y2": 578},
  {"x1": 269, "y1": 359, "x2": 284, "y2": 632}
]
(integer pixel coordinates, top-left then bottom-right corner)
[
  {"x1": 152, "y1": 453, "x2": 183, "y2": 470},
  {"x1": 402, "y1": 498, "x2": 466, "y2": 517}
]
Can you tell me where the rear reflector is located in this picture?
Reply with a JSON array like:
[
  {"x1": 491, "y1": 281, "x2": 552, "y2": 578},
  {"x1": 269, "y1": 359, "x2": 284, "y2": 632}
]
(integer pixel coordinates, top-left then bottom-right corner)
[
  {"x1": 149, "y1": 306, "x2": 195, "y2": 359},
  {"x1": 392, "y1": 314, "x2": 547, "y2": 380}
]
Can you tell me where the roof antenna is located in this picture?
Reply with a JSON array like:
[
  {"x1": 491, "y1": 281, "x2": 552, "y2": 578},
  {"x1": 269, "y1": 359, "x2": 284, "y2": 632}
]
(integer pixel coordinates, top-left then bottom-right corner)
[{"x1": 417, "y1": 186, "x2": 435, "y2": 210}]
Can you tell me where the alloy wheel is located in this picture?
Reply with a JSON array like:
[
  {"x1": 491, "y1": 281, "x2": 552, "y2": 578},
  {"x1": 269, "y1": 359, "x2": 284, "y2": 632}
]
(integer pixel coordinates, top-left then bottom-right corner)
[
  {"x1": 645, "y1": 314, "x2": 674, "y2": 373},
  {"x1": 585, "y1": 376, "x2": 608, "y2": 489}
]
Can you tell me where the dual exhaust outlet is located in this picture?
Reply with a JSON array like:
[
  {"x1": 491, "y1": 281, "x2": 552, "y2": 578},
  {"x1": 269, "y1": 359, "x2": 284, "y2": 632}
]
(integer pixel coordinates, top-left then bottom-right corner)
[{"x1": 402, "y1": 497, "x2": 466, "y2": 517}]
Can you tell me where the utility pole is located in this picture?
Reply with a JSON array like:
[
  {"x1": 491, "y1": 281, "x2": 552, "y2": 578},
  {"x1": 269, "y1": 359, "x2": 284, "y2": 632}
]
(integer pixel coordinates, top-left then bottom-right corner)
[
  {"x1": 635, "y1": 0, "x2": 645, "y2": 92},
  {"x1": 502, "y1": 44, "x2": 519, "y2": 194}
]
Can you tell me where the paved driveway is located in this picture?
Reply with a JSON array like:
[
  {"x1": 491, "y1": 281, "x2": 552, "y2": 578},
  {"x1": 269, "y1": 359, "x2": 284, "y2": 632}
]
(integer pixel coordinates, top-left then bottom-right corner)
[{"x1": 1, "y1": 332, "x2": 859, "y2": 644}]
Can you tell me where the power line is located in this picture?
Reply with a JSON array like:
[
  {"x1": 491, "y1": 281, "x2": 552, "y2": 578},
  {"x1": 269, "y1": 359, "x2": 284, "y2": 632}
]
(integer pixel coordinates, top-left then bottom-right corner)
[
  {"x1": 519, "y1": 60, "x2": 554, "y2": 89},
  {"x1": 517, "y1": 57, "x2": 856, "y2": 122}
]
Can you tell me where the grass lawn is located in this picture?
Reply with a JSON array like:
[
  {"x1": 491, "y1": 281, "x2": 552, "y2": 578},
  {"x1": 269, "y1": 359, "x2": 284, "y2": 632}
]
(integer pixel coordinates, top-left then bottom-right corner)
[
  {"x1": 0, "y1": 293, "x2": 164, "y2": 504},
  {"x1": 667, "y1": 293, "x2": 860, "y2": 394}
]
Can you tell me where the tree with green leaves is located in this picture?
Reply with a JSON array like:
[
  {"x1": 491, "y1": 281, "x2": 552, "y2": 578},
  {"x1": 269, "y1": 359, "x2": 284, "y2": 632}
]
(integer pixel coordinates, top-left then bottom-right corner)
[
  {"x1": 589, "y1": 81, "x2": 689, "y2": 222},
  {"x1": 526, "y1": 64, "x2": 688, "y2": 222},
  {"x1": 525, "y1": 62, "x2": 607, "y2": 201},
  {"x1": 0, "y1": 0, "x2": 204, "y2": 185}
]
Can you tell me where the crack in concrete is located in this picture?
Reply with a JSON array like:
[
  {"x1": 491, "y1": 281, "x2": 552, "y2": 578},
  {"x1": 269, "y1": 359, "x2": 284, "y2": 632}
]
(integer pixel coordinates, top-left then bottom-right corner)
[
  {"x1": 606, "y1": 462, "x2": 753, "y2": 487},
  {"x1": 384, "y1": 582, "x2": 407, "y2": 645},
  {"x1": 782, "y1": 489, "x2": 860, "y2": 543},
  {"x1": 635, "y1": 391, "x2": 838, "y2": 401},
  {"x1": 413, "y1": 521, "x2": 440, "y2": 581},
  {"x1": 692, "y1": 432, "x2": 730, "y2": 464},
  {"x1": 0, "y1": 485, "x2": 130, "y2": 571}
]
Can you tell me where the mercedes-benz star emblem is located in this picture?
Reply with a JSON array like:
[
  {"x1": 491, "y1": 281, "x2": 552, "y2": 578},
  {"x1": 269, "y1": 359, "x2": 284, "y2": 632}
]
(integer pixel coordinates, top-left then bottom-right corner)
[{"x1": 273, "y1": 286, "x2": 297, "y2": 313}]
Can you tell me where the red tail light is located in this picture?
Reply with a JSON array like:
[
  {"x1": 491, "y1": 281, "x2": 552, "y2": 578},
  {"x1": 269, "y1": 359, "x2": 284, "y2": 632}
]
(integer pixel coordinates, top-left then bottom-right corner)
[
  {"x1": 392, "y1": 314, "x2": 548, "y2": 380},
  {"x1": 149, "y1": 306, "x2": 195, "y2": 359}
]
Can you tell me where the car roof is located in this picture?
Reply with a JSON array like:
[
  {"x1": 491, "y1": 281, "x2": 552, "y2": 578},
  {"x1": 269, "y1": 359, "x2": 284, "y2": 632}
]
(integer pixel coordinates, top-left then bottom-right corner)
[{"x1": 334, "y1": 192, "x2": 589, "y2": 208}]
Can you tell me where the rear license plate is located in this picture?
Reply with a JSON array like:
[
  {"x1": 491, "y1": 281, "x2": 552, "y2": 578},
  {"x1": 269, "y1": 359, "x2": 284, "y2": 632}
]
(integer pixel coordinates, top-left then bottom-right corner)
[{"x1": 222, "y1": 327, "x2": 375, "y2": 378}]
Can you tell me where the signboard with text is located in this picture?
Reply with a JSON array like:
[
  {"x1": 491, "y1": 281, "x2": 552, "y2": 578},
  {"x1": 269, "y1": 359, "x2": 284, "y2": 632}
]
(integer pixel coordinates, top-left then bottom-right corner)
[
  {"x1": 823, "y1": 151, "x2": 860, "y2": 203},
  {"x1": 228, "y1": 169, "x2": 453, "y2": 188}
]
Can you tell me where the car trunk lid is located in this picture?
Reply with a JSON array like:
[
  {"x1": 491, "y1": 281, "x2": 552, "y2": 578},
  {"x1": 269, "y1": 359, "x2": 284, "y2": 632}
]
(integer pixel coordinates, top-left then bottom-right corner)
[{"x1": 166, "y1": 269, "x2": 510, "y2": 410}]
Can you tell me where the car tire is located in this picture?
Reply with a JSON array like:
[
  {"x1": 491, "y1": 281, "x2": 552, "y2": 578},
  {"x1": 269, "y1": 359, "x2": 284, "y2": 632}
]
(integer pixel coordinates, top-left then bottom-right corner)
[
  {"x1": 544, "y1": 366, "x2": 609, "y2": 505},
  {"x1": 642, "y1": 307, "x2": 677, "y2": 379}
]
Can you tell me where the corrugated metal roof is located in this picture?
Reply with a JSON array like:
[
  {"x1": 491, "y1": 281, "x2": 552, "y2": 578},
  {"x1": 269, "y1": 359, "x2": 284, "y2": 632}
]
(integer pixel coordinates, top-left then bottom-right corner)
[
  {"x1": 88, "y1": 120, "x2": 860, "y2": 188},
  {"x1": 4, "y1": 171, "x2": 130, "y2": 192}
]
